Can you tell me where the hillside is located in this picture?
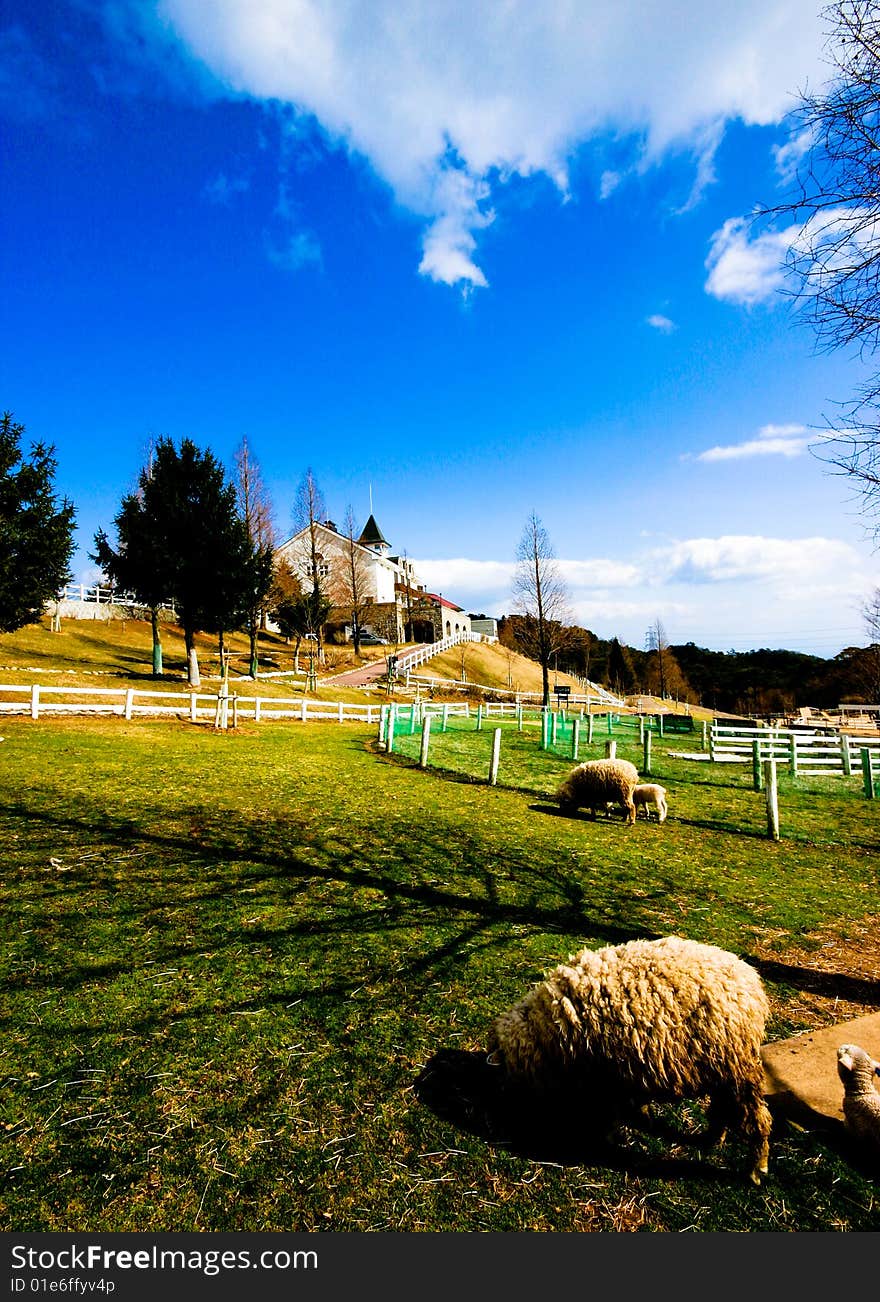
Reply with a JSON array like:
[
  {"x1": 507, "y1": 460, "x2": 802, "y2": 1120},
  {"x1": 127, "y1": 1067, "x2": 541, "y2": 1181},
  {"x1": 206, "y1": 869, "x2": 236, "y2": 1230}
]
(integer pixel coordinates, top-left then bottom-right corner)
[
  {"x1": 1, "y1": 616, "x2": 708, "y2": 716},
  {"x1": 0, "y1": 614, "x2": 393, "y2": 701}
]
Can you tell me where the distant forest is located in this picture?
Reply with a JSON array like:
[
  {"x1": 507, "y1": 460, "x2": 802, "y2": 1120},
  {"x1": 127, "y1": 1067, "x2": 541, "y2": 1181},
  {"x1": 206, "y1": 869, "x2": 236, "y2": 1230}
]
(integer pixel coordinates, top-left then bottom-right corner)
[{"x1": 495, "y1": 615, "x2": 880, "y2": 716}]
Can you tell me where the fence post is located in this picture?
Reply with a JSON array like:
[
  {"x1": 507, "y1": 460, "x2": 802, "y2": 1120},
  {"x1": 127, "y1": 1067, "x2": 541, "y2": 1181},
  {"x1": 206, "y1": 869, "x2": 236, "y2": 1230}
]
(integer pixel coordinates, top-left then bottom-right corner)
[
  {"x1": 541, "y1": 710, "x2": 550, "y2": 751},
  {"x1": 840, "y1": 733, "x2": 851, "y2": 777},
  {"x1": 587, "y1": 713, "x2": 594, "y2": 745},
  {"x1": 489, "y1": 728, "x2": 502, "y2": 786},
  {"x1": 790, "y1": 733, "x2": 799, "y2": 778},
  {"x1": 339, "y1": 701, "x2": 345, "y2": 724},
  {"x1": 862, "y1": 747, "x2": 876, "y2": 799},
  {"x1": 232, "y1": 694, "x2": 239, "y2": 729},
  {"x1": 124, "y1": 688, "x2": 134, "y2": 721},
  {"x1": 387, "y1": 705, "x2": 397, "y2": 754},
  {"x1": 643, "y1": 730, "x2": 651, "y2": 775},
  {"x1": 442, "y1": 704, "x2": 449, "y2": 733},
  {"x1": 476, "y1": 704, "x2": 483, "y2": 731},
  {"x1": 255, "y1": 698, "x2": 262, "y2": 724},
  {"x1": 551, "y1": 713, "x2": 558, "y2": 745},
  {"x1": 638, "y1": 715, "x2": 645, "y2": 745},
  {"x1": 301, "y1": 699, "x2": 307, "y2": 723},
  {"x1": 516, "y1": 704, "x2": 523, "y2": 732},
  {"x1": 709, "y1": 723, "x2": 717, "y2": 762},
  {"x1": 190, "y1": 692, "x2": 197, "y2": 723},
  {"x1": 571, "y1": 717, "x2": 580, "y2": 761},
  {"x1": 764, "y1": 759, "x2": 780, "y2": 839},
  {"x1": 657, "y1": 713, "x2": 664, "y2": 737},
  {"x1": 701, "y1": 720, "x2": 708, "y2": 752},
  {"x1": 605, "y1": 739, "x2": 617, "y2": 759},
  {"x1": 409, "y1": 705, "x2": 417, "y2": 735},
  {"x1": 419, "y1": 715, "x2": 432, "y2": 769},
  {"x1": 30, "y1": 685, "x2": 40, "y2": 720},
  {"x1": 607, "y1": 712, "x2": 613, "y2": 734}
]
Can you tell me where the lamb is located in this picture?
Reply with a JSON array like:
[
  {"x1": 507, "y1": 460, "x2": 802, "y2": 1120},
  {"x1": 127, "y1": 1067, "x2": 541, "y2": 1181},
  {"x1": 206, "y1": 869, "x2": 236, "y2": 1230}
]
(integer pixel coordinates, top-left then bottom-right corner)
[
  {"x1": 485, "y1": 934, "x2": 773, "y2": 1185},
  {"x1": 555, "y1": 758, "x2": 639, "y2": 825},
  {"x1": 633, "y1": 782, "x2": 668, "y2": 823},
  {"x1": 836, "y1": 1043, "x2": 880, "y2": 1160}
]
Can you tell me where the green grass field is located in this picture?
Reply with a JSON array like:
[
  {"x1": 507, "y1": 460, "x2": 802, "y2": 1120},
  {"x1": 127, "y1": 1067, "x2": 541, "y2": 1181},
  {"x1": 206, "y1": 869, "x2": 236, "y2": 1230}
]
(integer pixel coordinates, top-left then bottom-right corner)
[{"x1": 2, "y1": 709, "x2": 878, "y2": 1232}]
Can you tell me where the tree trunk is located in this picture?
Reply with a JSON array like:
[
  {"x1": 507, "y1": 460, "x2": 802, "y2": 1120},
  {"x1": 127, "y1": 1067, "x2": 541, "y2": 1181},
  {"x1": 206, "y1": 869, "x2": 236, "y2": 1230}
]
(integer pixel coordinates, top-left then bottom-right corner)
[
  {"x1": 151, "y1": 606, "x2": 163, "y2": 677},
  {"x1": 185, "y1": 628, "x2": 201, "y2": 687},
  {"x1": 249, "y1": 621, "x2": 258, "y2": 679}
]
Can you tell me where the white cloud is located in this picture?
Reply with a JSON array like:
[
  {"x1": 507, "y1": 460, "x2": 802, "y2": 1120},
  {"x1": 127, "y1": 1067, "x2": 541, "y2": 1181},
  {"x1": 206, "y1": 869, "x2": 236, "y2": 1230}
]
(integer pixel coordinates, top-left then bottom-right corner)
[
  {"x1": 265, "y1": 229, "x2": 322, "y2": 271},
  {"x1": 410, "y1": 535, "x2": 876, "y2": 652},
  {"x1": 772, "y1": 125, "x2": 814, "y2": 183},
  {"x1": 559, "y1": 558, "x2": 640, "y2": 588},
  {"x1": 412, "y1": 558, "x2": 515, "y2": 596},
  {"x1": 693, "y1": 422, "x2": 810, "y2": 461},
  {"x1": 154, "y1": 1, "x2": 827, "y2": 288},
  {"x1": 704, "y1": 216, "x2": 802, "y2": 305},
  {"x1": 599, "y1": 169, "x2": 621, "y2": 200},
  {"x1": 654, "y1": 534, "x2": 857, "y2": 585},
  {"x1": 646, "y1": 313, "x2": 676, "y2": 333},
  {"x1": 204, "y1": 170, "x2": 250, "y2": 203}
]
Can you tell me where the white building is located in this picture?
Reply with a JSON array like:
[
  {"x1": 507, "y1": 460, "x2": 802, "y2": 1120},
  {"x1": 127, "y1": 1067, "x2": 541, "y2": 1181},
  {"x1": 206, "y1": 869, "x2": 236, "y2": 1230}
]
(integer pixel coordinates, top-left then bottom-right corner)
[{"x1": 274, "y1": 514, "x2": 471, "y2": 644}]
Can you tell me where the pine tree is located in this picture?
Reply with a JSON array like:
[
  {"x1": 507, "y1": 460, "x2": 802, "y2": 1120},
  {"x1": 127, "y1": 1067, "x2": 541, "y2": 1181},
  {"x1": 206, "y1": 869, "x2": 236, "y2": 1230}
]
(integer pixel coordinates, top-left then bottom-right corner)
[
  {"x1": 0, "y1": 411, "x2": 76, "y2": 633},
  {"x1": 93, "y1": 437, "x2": 252, "y2": 686}
]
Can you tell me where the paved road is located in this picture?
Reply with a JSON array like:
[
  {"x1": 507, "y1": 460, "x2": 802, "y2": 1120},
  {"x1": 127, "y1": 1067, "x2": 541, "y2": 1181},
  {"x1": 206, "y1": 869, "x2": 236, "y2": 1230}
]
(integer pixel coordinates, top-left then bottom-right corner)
[{"x1": 323, "y1": 645, "x2": 433, "y2": 688}]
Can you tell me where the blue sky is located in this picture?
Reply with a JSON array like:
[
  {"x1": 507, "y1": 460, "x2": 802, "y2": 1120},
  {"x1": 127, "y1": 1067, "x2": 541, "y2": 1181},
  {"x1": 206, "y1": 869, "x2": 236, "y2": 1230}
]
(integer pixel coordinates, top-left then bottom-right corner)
[{"x1": 4, "y1": 0, "x2": 880, "y2": 657}]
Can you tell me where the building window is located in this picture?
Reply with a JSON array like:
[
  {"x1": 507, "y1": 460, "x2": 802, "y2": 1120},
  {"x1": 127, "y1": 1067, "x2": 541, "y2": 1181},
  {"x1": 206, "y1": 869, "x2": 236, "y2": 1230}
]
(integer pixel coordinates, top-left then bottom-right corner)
[{"x1": 305, "y1": 554, "x2": 331, "y2": 580}]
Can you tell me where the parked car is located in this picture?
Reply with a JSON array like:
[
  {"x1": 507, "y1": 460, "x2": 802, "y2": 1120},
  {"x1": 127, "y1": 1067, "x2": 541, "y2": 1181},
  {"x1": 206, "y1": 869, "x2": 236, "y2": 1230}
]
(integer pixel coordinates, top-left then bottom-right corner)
[{"x1": 357, "y1": 632, "x2": 387, "y2": 645}]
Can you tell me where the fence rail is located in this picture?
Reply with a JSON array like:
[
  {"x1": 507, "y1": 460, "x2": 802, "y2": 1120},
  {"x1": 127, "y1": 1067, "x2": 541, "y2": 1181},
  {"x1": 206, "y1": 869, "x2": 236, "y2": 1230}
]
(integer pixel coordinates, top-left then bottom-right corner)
[
  {"x1": 395, "y1": 630, "x2": 495, "y2": 676},
  {"x1": 0, "y1": 683, "x2": 381, "y2": 725},
  {"x1": 709, "y1": 722, "x2": 880, "y2": 775},
  {"x1": 54, "y1": 584, "x2": 177, "y2": 613}
]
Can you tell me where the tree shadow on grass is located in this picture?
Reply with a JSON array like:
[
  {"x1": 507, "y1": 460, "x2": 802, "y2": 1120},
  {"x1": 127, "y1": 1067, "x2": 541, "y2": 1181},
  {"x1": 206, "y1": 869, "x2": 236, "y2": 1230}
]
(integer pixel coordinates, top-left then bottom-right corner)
[{"x1": 413, "y1": 1048, "x2": 741, "y2": 1185}]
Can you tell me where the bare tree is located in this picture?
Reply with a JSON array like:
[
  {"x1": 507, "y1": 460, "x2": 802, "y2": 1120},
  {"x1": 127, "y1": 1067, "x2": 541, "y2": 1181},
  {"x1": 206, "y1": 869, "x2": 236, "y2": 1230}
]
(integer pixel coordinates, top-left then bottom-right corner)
[
  {"x1": 292, "y1": 467, "x2": 328, "y2": 652},
  {"x1": 860, "y1": 585, "x2": 880, "y2": 699},
  {"x1": 511, "y1": 511, "x2": 572, "y2": 707},
  {"x1": 337, "y1": 504, "x2": 373, "y2": 655},
  {"x1": 761, "y1": 1, "x2": 880, "y2": 531},
  {"x1": 234, "y1": 436, "x2": 277, "y2": 677},
  {"x1": 645, "y1": 618, "x2": 690, "y2": 702}
]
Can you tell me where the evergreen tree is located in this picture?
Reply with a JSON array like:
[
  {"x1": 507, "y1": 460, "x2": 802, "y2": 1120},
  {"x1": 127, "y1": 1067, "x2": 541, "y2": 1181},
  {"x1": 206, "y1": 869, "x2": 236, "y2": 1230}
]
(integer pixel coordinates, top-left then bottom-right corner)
[
  {"x1": 0, "y1": 411, "x2": 76, "y2": 633},
  {"x1": 93, "y1": 437, "x2": 252, "y2": 686}
]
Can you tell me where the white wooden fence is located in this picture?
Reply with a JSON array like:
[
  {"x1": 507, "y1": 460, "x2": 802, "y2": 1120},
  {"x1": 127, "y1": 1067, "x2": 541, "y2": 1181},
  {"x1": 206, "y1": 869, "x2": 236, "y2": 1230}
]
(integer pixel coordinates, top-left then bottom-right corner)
[
  {"x1": 0, "y1": 683, "x2": 382, "y2": 725},
  {"x1": 396, "y1": 630, "x2": 495, "y2": 677},
  {"x1": 709, "y1": 722, "x2": 880, "y2": 775}
]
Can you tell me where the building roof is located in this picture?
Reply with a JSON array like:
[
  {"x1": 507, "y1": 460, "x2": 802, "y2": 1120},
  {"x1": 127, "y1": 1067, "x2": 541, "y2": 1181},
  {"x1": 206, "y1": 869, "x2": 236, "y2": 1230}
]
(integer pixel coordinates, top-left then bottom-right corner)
[
  {"x1": 358, "y1": 514, "x2": 389, "y2": 547},
  {"x1": 425, "y1": 592, "x2": 464, "y2": 612}
]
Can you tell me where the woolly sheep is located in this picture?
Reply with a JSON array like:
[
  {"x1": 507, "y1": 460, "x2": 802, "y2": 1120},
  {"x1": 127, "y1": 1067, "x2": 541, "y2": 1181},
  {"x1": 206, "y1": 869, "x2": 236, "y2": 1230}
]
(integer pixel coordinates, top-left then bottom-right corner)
[
  {"x1": 556, "y1": 758, "x2": 639, "y2": 826},
  {"x1": 836, "y1": 1043, "x2": 880, "y2": 1159},
  {"x1": 633, "y1": 782, "x2": 668, "y2": 823},
  {"x1": 486, "y1": 934, "x2": 772, "y2": 1185}
]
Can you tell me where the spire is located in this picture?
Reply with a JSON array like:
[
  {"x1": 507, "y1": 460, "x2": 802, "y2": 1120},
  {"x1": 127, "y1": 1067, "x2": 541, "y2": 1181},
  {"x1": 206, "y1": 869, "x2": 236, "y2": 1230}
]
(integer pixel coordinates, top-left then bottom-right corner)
[{"x1": 358, "y1": 513, "x2": 389, "y2": 552}]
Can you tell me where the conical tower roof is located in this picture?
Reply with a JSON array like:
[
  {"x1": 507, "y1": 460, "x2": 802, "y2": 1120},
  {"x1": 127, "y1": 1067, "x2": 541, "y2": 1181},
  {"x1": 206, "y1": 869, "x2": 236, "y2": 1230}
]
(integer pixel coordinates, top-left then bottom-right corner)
[{"x1": 358, "y1": 513, "x2": 389, "y2": 548}]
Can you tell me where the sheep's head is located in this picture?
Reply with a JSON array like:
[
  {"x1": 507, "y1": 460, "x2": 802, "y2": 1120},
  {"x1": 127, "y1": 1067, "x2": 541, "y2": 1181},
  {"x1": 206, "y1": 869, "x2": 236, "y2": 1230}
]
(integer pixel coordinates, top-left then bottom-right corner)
[{"x1": 837, "y1": 1043, "x2": 880, "y2": 1088}]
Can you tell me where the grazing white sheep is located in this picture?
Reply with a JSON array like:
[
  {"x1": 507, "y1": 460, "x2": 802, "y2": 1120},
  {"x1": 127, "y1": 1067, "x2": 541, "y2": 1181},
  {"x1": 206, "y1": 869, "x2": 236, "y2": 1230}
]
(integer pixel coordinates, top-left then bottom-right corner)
[
  {"x1": 556, "y1": 758, "x2": 639, "y2": 826},
  {"x1": 486, "y1": 934, "x2": 772, "y2": 1185},
  {"x1": 836, "y1": 1043, "x2": 880, "y2": 1159},
  {"x1": 633, "y1": 782, "x2": 668, "y2": 823}
]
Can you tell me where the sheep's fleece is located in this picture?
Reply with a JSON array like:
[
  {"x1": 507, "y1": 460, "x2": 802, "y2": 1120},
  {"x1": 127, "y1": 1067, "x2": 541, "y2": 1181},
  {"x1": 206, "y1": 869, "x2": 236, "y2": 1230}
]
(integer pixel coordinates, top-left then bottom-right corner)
[
  {"x1": 487, "y1": 935, "x2": 772, "y2": 1184},
  {"x1": 555, "y1": 758, "x2": 639, "y2": 824},
  {"x1": 836, "y1": 1043, "x2": 880, "y2": 1159}
]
